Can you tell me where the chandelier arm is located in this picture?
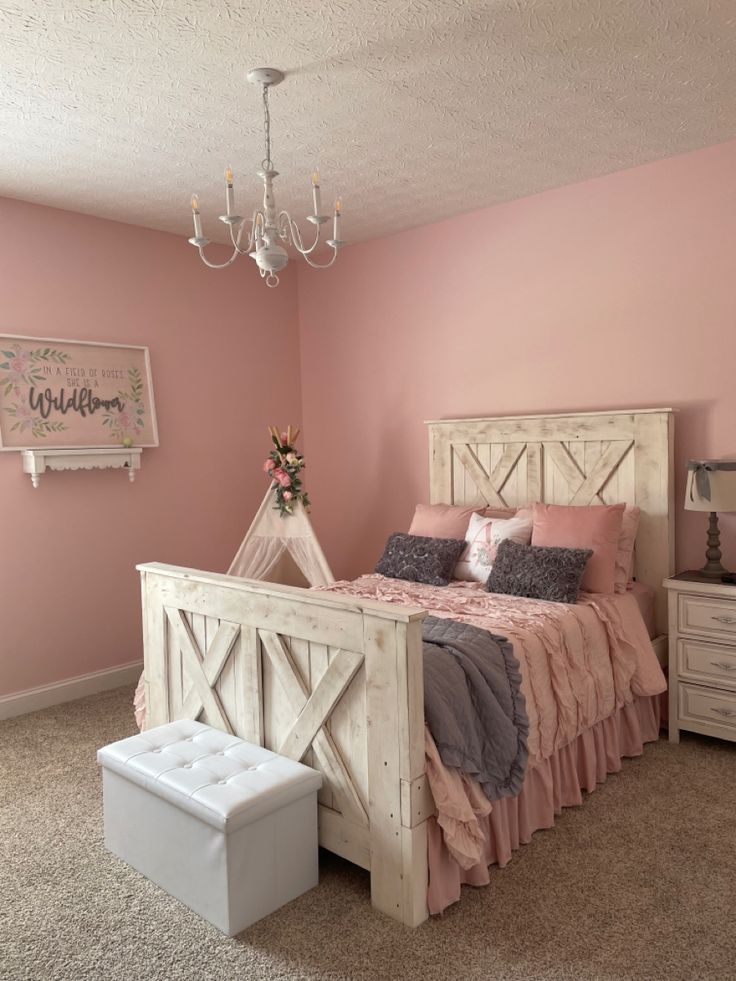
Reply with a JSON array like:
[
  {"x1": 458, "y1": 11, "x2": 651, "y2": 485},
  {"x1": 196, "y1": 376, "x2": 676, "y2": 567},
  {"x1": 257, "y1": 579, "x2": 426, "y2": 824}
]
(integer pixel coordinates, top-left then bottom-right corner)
[
  {"x1": 279, "y1": 211, "x2": 321, "y2": 256},
  {"x1": 276, "y1": 210, "x2": 291, "y2": 241},
  {"x1": 300, "y1": 246, "x2": 340, "y2": 270},
  {"x1": 228, "y1": 217, "x2": 252, "y2": 254},
  {"x1": 229, "y1": 211, "x2": 265, "y2": 254},
  {"x1": 196, "y1": 244, "x2": 242, "y2": 269},
  {"x1": 228, "y1": 224, "x2": 249, "y2": 254}
]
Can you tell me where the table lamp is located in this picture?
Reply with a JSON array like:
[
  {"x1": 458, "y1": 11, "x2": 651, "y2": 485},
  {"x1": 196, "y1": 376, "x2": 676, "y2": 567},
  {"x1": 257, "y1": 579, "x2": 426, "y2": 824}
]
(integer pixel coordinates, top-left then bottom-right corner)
[{"x1": 685, "y1": 460, "x2": 736, "y2": 579}]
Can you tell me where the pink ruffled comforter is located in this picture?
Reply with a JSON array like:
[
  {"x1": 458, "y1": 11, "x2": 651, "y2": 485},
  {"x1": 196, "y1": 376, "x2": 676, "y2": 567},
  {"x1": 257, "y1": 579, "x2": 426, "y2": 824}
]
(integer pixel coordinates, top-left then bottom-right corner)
[
  {"x1": 322, "y1": 576, "x2": 664, "y2": 762},
  {"x1": 319, "y1": 576, "x2": 666, "y2": 875}
]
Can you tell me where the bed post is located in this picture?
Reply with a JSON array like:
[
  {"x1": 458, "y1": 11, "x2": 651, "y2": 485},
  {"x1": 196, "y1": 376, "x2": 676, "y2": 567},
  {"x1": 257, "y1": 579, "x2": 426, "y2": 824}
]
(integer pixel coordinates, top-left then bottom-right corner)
[
  {"x1": 140, "y1": 567, "x2": 169, "y2": 729},
  {"x1": 364, "y1": 612, "x2": 429, "y2": 927}
]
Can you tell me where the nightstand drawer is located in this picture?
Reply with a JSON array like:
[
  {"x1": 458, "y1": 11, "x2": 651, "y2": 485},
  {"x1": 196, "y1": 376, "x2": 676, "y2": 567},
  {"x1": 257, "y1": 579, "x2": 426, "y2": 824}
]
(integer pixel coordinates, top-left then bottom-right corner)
[
  {"x1": 678, "y1": 638, "x2": 736, "y2": 689},
  {"x1": 679, "y1": 682, "x2": 736, "y2": 733},
  {"x1": 678, "y1": 593, "x2": 736, "y2": 640}
]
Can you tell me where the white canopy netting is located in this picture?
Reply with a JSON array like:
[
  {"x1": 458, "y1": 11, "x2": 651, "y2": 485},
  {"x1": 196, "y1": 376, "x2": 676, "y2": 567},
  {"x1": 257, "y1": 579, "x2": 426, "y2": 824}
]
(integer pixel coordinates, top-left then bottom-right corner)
[{"x1": 227, "y1": 489, "x2": 334, "y2": 587}]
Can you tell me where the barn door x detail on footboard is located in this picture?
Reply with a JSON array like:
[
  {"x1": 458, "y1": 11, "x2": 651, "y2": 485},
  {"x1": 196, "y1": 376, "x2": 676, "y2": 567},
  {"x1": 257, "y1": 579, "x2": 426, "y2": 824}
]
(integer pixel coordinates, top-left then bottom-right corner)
[{"x1": 139, "y1": 562, "x2": 431, "y2": 927}]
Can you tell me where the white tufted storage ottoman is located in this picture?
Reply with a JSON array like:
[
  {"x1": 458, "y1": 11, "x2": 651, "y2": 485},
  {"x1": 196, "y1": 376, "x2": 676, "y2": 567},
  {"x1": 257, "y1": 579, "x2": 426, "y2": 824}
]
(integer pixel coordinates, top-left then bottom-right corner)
[{"x1": 97, "y1": 720, "x2": 322, "y2": 935}]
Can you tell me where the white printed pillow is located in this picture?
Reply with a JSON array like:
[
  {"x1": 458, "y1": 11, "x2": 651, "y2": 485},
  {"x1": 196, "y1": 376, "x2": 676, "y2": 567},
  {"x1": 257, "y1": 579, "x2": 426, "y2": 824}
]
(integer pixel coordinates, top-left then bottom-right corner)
[{"x1": 455, "y1": 511, "x2": 534, "y2": 582}]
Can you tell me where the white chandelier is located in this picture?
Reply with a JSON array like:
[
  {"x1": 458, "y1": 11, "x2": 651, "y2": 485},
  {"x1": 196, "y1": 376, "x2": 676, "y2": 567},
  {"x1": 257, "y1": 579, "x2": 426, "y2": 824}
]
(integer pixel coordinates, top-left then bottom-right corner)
[{"x1": 188, "y1": 67, "x2": 344, "y2": 288}]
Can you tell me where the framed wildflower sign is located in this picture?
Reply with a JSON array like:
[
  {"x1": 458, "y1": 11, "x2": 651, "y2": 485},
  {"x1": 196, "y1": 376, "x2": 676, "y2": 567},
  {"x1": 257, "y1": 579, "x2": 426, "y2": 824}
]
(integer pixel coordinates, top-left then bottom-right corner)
[{"x1": 0, "y1": 334, "x2": 158, "y2": 450}]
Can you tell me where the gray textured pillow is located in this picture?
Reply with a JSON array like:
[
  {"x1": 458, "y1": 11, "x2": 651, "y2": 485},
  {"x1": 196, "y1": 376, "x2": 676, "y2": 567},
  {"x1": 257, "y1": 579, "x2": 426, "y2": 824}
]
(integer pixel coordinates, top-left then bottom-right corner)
[
  {"x1": 486, "y1": 539, "x2": 593, "y2": 604},
  {"x1": 375, "y1": 532, "x2": 467, "y2": 587}
]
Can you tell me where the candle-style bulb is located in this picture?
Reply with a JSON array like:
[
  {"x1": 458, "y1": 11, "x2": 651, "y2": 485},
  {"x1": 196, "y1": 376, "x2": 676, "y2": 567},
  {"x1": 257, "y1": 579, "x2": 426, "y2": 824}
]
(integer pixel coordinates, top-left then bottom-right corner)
[
  {"x1": 190, "y1": 194, "x2": 204, "y2": 240},
  {"x1": 310, "y1": 171, "x2": 323, "y2": 217},
  {"x1": 332, "y1": 196, "x2": 342, "y2": 242},
  {"x1": 223, "y1": 168, "x2": 235, "y2": 217}
]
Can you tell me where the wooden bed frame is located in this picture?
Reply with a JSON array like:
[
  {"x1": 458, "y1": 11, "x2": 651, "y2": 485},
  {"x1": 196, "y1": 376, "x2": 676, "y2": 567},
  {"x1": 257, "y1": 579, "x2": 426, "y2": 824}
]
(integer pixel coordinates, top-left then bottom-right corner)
[{"x1": 138, "y1": 408, "x2": 674, "y2": 927}]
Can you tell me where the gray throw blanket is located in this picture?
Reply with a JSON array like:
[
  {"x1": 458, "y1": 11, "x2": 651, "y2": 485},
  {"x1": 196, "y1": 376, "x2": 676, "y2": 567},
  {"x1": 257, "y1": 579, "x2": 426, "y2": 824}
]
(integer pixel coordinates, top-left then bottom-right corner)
[{"x1": 422, "y1": 616, "x2": 529, "y2": 800}]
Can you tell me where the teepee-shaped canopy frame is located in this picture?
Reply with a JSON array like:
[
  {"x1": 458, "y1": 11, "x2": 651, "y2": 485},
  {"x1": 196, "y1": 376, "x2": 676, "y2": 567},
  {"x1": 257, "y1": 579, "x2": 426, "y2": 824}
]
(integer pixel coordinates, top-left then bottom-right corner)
[{"x1": 227, "y1": 488, "x2": 334, "y2": 588}]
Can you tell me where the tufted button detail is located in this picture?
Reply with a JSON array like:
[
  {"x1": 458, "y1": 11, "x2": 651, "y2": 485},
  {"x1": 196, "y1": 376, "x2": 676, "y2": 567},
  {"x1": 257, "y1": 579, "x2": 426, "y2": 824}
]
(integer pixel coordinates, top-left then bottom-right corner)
[{"x1": 98, "y1": 720, "x2": 322, "y2": 834}]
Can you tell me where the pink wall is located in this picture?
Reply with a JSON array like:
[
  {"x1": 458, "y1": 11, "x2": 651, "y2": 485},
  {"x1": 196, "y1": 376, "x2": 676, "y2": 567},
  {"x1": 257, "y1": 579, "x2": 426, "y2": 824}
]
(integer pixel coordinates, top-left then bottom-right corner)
[
  {"x1": 0, "y1": 198, "x2": 301, "y2": 697},
  {"x1": 5, "y1": 139, "x2": 736, "y2": 698},
  {"x1": 297, "y1": 140, "x2": 736, "y2": 580}
]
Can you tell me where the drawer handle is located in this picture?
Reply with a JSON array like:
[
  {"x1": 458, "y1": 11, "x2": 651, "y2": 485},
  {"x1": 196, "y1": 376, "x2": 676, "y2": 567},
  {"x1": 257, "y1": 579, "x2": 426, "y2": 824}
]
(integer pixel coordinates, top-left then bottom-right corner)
[
  {"x1": 711, "y1": 661, "x2": 736, "y2": 672},
  {"x1": 710, "y1": 707, "x2": 736, "y2": 718},
  {"x1": 711, "y1": 615, "x2": 736, "y2": 624}
]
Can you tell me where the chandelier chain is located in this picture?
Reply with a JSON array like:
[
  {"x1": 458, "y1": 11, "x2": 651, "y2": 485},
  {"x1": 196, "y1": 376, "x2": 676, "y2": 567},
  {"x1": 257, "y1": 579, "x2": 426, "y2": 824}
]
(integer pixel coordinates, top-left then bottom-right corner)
[{"x1": 262, "y1": 84, "x2": 273, "y2": 171}]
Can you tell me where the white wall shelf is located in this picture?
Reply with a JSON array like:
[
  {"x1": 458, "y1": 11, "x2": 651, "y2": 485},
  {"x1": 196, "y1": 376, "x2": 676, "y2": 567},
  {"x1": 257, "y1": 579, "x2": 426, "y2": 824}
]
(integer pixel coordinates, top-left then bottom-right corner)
[{"x1": 21, "y1": 447, "x2": 142, "y2": 487}]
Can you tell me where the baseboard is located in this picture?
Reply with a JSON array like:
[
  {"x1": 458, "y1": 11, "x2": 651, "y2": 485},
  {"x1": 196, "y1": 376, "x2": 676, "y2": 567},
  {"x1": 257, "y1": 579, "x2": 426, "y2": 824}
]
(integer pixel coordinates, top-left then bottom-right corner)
[{"x1": 0, "y1": 661, "x2": 143, "y2": 721}]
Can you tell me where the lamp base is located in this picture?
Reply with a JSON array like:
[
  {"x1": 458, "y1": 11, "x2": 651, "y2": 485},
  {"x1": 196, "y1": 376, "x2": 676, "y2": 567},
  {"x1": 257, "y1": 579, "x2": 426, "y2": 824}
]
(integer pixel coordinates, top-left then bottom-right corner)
[
  {"x1": 696, "y1": 565, "x2": 730, "y2": 580},
  {"x1": 698, "y1": 511, "x2": 730, "y2": 578}
]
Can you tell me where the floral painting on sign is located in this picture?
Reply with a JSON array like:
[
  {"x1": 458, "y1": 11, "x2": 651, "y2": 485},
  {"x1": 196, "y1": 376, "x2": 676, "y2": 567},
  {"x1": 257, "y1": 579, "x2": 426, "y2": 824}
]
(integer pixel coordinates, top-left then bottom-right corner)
[
  {"x1": 2, "y1": 344, "x2": 71, "y2": 440},
  {"x1": 0, "y1": 335, "x2": 158, "y2": 450}
]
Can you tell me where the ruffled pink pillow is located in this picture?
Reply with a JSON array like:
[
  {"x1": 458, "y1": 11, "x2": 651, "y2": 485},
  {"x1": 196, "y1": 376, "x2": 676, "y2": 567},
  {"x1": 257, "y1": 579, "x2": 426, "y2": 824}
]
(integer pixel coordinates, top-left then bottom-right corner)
[
  {"x1": 531, "y1": 502, "x2": 625, "y2": 594},
  {"x1": 408, "y1": 503, "x2": 480, "y2": 540}
]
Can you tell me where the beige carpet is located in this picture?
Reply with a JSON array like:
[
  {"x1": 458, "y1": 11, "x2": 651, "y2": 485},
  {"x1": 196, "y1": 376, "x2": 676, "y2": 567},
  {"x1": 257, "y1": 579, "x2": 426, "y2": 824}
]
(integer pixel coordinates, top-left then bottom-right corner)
[{"x1": 1, "y1": 687, "x2": 735, "y2": 981}]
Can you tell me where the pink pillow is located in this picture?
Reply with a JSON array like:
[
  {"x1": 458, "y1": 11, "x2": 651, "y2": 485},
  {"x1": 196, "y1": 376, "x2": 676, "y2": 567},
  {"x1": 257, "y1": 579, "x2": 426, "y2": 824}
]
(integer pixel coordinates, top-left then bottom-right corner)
[
  {"x1": 483, "y1": 506, "x2": 518, "y2": 519},
  {"x1": 483, "y1": 504, "x2": 534, "y2": 520},
  {"x1": 408, "y1": 503, "x2": 479, "y2": 540},
  {"x1": 531, "y1": 502, "x2": 625, "y2": 594},
  {"x1": 614, "y1": 506, "x2": 641, "y2": 594}
]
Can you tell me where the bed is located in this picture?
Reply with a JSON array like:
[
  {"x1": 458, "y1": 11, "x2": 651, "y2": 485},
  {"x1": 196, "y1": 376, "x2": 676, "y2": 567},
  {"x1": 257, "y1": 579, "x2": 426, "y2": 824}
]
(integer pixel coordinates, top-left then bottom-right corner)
[{"x1": 137, "y1": 408, "x2": 674, "y2": 926}]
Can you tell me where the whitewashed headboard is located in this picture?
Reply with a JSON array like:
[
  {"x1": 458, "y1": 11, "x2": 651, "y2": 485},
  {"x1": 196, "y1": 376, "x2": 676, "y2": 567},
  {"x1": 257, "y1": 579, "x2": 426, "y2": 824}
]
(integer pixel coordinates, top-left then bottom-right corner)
[{"x1": 426, "y1": 409, "x2": 674, "y2": 634}]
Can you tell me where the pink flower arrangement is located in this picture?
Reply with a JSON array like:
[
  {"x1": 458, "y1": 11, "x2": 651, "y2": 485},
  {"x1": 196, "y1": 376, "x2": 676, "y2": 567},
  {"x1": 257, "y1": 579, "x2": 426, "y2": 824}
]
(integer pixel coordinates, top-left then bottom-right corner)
[{"x1": 263, "y1": 424, "x2": 310, "y2": 516}]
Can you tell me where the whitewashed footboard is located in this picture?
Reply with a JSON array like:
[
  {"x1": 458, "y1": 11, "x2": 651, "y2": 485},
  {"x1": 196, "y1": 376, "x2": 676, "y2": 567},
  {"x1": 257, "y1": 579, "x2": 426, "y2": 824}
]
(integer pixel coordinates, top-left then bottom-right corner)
[{"x1": 137, "y1": 562, "x2": 431, "y2": 927}]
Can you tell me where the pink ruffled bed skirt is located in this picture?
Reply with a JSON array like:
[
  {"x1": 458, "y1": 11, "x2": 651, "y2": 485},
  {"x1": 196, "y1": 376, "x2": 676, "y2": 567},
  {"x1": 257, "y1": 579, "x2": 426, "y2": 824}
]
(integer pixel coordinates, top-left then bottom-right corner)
[{"x1": 427, "y1": 694, "x2": 661, "y2": 915}]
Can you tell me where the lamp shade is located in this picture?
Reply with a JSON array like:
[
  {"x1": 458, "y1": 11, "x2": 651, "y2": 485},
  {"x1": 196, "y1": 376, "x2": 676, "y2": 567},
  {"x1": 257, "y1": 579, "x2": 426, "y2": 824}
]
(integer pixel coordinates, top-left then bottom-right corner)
[{"x1": 685, "y1": 460, "x2": 736, "y2": 512}]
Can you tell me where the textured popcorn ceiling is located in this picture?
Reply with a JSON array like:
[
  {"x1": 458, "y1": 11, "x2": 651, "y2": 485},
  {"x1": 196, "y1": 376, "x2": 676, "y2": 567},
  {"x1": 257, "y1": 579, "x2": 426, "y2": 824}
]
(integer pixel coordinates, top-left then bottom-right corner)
[{"x1": 2, "y1": 1, "x2": 736, "y2": 246}]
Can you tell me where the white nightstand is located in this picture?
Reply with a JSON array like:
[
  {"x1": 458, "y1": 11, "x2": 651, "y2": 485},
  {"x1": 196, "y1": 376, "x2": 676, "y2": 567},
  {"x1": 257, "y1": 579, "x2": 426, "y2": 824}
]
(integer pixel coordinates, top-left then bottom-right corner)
[{"x1": 664, "y1": 574, "x2": 736, "y2": 744}]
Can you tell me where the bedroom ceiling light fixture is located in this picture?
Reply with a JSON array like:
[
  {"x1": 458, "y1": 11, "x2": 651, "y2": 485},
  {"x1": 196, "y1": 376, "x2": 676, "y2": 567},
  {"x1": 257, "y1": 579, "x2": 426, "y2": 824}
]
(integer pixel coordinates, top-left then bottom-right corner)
[{"x1": 188, "y1": 67, "x2": 344, "y2": 288}]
